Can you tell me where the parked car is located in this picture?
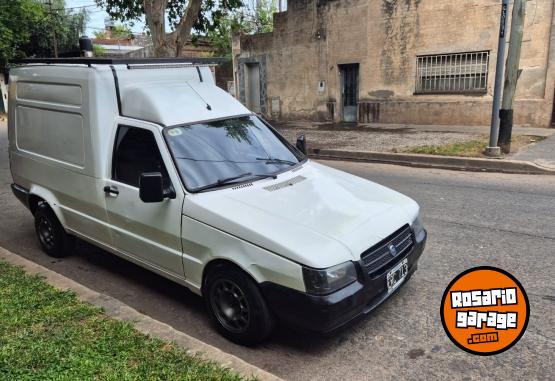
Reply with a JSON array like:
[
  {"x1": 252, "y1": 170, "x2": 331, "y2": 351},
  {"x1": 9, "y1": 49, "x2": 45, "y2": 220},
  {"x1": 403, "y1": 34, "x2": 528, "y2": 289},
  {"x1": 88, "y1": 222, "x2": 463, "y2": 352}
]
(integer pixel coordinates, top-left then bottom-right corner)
[{"x1": 8, "y1": 58, "x2": 426, "y2": 345}]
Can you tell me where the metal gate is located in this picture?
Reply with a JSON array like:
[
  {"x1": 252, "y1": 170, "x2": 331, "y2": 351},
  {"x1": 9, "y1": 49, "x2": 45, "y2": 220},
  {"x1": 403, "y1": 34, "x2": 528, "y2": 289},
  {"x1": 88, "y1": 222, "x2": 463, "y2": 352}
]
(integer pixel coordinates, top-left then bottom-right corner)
[
  {"x1": 339, "y1": 64, "x2": 359, "y2": 122},
  {"x1": 245, "y1": 63, "x2": 261, "y2": 113}
]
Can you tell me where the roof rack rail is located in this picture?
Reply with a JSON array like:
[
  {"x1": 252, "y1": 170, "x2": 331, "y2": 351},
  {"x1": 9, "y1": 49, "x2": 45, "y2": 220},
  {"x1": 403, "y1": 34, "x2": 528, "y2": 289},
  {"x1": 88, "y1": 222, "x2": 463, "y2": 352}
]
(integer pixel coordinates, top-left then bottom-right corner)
[{"x1": 10, "y1": 57, "x2": 229, "y2": 66}]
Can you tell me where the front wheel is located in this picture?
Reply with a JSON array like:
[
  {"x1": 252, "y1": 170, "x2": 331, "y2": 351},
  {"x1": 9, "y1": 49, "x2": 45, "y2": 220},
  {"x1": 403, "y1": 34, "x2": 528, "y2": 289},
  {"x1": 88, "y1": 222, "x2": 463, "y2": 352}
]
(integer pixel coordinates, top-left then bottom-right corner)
[
  {"x1": 205, "y1": 266, "x2": 274, "y2": 346},
  {"x1": 34, "y1": 203, "x2": 74, "y2": 258}
]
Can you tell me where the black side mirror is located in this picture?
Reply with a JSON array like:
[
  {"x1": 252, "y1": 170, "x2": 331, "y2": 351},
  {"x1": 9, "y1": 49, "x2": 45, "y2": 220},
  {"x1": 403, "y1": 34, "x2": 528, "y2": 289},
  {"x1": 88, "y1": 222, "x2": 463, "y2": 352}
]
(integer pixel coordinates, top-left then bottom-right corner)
[
  {"x1": 139, "y1": 172, "x2": 165, "y2": 203},
  {"x1": 296, "y1": 134, "x2": 307, "y2": 155}
]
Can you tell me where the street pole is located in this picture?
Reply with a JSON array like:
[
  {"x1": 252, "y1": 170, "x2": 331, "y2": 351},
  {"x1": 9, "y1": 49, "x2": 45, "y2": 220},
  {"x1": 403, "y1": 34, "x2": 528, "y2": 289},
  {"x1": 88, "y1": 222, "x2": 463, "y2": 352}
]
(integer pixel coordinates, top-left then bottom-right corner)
[
  {"x1": 499, "y1": 0, "x2": 527, "y2": 154},
  {"x1": 486, "y1": 0, "x2": 509, "y2": 157},
  {"x1": 47, "y1": 0, "x2": 58, "y2": 58}
]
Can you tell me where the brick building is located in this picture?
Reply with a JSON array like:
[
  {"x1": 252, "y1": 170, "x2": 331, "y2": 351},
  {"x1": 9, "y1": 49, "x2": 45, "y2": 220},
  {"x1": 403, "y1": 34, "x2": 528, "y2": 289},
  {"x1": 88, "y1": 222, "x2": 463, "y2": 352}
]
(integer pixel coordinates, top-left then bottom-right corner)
[{"x1": 232, "y1": 0, "x2": 555, "y2": 128}]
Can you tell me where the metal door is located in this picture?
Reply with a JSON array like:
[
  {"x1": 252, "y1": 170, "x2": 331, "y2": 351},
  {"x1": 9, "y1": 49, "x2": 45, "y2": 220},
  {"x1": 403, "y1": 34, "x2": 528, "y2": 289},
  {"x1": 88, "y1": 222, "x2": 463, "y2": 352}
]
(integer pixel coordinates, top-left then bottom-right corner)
[
  {"x1": 245, "y1": 63, "x2": 261, "y2": 113},
  {"x1": 339, "y1": 64, "x2": 359, "y2": 122}
]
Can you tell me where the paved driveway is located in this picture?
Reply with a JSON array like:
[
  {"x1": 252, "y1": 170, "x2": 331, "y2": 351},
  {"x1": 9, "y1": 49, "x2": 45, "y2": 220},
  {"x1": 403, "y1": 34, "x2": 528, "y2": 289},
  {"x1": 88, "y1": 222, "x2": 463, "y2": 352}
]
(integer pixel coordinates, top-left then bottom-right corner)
[{"x1": 0, "y1": 122, "x2": 553, "y2": 380}]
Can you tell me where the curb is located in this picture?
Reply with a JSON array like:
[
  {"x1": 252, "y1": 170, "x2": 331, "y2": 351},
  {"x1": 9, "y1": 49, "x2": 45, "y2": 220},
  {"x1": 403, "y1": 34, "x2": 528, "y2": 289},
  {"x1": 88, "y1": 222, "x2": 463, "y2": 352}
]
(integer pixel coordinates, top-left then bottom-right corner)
[
  {"x1": 0, "y1": 247, "x2": 284, "y2": 381},
  {"x1": 309, "y1": 148, "x2": 555, "y2": 175}
]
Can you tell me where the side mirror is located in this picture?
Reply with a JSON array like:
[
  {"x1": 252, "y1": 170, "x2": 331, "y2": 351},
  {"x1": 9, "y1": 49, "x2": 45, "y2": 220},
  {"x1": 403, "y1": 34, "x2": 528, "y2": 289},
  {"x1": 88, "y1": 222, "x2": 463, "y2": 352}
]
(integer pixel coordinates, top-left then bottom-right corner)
[
  {"x1": 139, "y1": 172, "x2": 164, "y2": 203},
  {"x1": 296, "y1": 134, "x2": 307, "y2": 155}
]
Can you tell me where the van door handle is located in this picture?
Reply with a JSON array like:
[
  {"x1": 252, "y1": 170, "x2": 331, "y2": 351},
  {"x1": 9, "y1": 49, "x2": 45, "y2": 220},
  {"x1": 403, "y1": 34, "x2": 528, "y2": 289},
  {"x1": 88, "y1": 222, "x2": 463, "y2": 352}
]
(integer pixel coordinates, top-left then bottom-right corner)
[{"x1": 103, "y1": 186, "x2": 119, "y2": 196}]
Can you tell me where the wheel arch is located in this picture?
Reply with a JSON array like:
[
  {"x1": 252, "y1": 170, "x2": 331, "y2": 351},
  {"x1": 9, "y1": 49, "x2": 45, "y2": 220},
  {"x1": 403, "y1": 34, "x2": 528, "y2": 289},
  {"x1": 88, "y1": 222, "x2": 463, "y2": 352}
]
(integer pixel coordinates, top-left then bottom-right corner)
[
  {"x1": 201, "y1": 258, "x2": 260, "y2": 296},
  {"x1": 27, "y1": 185, "x2": 67, "y2": 226}
]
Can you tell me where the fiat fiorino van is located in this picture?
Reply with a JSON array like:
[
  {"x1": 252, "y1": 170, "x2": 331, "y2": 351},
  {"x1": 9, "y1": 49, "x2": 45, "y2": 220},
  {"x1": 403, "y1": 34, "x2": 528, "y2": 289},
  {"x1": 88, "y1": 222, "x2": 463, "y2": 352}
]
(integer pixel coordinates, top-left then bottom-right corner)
[{"x1": 8, "y1": 58, "x2": 426, "y2": 345}]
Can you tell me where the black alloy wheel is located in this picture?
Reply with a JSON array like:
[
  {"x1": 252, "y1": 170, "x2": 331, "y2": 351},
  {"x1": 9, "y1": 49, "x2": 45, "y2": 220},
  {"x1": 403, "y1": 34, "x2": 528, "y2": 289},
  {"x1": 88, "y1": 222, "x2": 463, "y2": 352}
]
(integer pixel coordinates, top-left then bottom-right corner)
[
  {"x1": 34, "y1": 202, "x2": 74, "y2": 258},
  {"x1": 205, "y1": 266, "x2": 274, "y2": 346}
]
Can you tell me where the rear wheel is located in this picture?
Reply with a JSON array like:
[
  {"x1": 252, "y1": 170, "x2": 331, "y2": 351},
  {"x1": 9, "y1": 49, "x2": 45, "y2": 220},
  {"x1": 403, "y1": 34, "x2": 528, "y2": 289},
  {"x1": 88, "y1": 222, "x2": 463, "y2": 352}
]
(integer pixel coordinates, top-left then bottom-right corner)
[
  {"x1": 34, "y1": 203, "x2": 74, "y2": 258},
  {"x1": 205, "y1": 266, "x2": 274, "y2": 346}
]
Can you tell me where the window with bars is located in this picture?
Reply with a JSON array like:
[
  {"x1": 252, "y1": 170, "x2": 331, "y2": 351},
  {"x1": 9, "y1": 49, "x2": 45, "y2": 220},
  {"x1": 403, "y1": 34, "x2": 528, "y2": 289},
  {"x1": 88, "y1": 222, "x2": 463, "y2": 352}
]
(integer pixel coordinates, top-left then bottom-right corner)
[{"x1": 415, "y1": 51, "x2": 490, "y2": 94}]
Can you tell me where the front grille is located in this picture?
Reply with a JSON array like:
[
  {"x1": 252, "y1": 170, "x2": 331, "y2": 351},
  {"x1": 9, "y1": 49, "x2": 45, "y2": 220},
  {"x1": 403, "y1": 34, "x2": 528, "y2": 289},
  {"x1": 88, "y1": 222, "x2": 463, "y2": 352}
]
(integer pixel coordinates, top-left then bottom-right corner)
[{"x1": 360, "y1": 224, "x2": 414, "y2": 275}]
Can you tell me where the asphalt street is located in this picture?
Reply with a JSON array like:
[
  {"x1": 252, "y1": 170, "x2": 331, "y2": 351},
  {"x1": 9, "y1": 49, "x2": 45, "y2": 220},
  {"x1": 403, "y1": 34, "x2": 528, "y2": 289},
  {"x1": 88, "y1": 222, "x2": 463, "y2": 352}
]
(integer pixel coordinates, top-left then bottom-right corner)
[{"x1": 0, "y1": 123, "x2": 554, "y2": 380}]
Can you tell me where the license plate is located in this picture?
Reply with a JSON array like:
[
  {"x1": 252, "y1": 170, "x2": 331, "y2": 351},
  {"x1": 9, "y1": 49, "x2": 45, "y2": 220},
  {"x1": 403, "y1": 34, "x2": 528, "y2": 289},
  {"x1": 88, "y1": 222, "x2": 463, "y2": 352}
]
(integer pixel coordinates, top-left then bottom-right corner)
[{"x1": 387, "y1": 258, "x2": 408, "y2": 293}]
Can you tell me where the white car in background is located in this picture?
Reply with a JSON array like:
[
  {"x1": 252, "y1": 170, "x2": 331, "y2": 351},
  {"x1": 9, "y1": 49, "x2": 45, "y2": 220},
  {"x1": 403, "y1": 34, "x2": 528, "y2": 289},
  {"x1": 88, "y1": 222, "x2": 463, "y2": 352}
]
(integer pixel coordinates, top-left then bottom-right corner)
[{"x1": 8, "y1": 58, "x2": 427, "y2": 345}]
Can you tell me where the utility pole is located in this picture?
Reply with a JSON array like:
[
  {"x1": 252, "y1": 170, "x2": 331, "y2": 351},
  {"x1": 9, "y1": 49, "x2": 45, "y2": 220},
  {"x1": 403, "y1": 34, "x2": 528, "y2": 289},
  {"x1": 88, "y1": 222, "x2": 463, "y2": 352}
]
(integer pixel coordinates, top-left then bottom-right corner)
[
  {"x1": 486, "y1": 0, "x2": 509, "y2": 157},
  {"x1": 498, "y1": 0, "x2": 527, "y2": 154},
  {"x1": 47, "y1": 0, "x2": 58, "y2": 58}
]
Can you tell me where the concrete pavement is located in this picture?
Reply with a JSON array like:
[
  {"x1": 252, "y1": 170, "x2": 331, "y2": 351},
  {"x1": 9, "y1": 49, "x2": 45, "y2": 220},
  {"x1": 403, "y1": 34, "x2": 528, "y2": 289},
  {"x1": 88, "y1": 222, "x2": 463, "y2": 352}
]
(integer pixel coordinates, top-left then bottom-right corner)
[
  {"x1": 511, "y1": 133, "x2": 555, "y2": 169},
  {"x1": 1, "y1": 122, "x2": 554, "y2": 380},
  {"x1": 273, "y1": 120, "x2": 555, "y2": 152},
  {"x1": 275, "y1": 121, "x2": 555, "y2": 174}
]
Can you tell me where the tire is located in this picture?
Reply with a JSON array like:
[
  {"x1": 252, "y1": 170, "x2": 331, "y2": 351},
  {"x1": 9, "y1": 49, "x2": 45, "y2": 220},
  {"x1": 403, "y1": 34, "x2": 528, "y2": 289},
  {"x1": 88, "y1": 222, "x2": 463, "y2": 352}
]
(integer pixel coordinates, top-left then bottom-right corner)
[
  {"x1": 34, "y1": 203, "x2": 74, "y2": 258},
  {"x1": 205, "y1": 266, "x2": 274, "y2": 346}
]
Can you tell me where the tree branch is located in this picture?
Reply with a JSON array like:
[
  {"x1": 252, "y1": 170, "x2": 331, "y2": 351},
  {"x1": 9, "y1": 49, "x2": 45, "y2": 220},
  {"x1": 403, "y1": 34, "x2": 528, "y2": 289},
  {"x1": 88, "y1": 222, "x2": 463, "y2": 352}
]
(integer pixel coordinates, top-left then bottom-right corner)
[{"x1": 173, "y1": 0, "x2": 202, "y2": 56}]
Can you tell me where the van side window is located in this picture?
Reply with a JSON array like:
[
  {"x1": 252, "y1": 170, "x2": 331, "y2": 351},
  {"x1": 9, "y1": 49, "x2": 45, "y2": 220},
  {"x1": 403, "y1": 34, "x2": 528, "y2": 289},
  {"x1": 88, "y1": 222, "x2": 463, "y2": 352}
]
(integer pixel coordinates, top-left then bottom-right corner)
[{"x1": 112, "y1": 126, "x2": 170, "y2": 188}]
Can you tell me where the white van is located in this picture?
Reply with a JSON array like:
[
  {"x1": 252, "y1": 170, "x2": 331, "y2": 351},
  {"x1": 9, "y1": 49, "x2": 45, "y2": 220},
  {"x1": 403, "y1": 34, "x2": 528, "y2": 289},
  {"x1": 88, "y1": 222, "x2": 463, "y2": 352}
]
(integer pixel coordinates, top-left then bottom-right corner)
[{"x1": 8, "y1": 58, "x2": 426, "y2": 345}]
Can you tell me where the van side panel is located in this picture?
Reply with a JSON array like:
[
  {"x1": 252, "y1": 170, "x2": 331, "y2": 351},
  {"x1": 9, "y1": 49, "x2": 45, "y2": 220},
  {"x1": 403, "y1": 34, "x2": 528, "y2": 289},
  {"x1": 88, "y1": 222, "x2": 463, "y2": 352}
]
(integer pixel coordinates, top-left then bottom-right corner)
[
  {"x1": 17, "y1": 82, "x2": 83, "y2": 106},
  {"x1": 8, "y1": 66, "x2": 114, "y2": 247},
  {"x1": 16, "y1": 106, "x2": 85, "y2": 167}
]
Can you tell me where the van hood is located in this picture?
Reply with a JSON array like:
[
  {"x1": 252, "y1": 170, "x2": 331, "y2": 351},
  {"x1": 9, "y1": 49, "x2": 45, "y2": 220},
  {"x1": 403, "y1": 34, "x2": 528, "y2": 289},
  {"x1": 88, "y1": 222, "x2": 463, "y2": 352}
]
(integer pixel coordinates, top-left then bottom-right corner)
[{"x1": 183, "y1": 161, "x2": 420, "y2": 268}]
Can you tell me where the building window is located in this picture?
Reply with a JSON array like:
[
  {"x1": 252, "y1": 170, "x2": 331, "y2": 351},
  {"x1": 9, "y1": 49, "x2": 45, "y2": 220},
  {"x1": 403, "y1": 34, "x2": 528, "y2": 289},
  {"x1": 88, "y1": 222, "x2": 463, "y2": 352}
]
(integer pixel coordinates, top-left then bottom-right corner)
[{"x1": 415, "y1": 51, "x2": 490, "y2": 94}]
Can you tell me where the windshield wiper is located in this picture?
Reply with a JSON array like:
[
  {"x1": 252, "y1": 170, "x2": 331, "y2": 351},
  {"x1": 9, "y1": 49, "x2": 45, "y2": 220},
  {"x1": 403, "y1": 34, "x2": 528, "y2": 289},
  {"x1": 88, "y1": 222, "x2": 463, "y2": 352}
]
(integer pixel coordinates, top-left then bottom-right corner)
[
  {"x1": 194, "y1": 172, "x2": 277, "y2": 192},
  {"x1": 256, "y1": 157, "x2": 297, "y2": 166},
  {"x1": 194, "y1": 172, "x2": 251, "y2": 191}
]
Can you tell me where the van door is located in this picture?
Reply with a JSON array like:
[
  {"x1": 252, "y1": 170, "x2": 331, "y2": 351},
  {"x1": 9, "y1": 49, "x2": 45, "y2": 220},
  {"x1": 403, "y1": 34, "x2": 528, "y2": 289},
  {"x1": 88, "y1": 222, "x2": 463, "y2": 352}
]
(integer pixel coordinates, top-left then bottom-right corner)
[{"x1": 103, "y1": 122, "x2": 184, "y2": 279}]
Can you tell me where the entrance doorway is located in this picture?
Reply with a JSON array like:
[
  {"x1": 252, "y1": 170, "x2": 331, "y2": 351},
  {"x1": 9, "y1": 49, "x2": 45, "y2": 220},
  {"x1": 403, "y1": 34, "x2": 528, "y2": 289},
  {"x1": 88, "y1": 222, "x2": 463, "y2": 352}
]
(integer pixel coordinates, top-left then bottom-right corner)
[
  {"x1": 245, "y1": 63, "x2": 261, "y2": 113},
  {"x1": 339, "y1": 63, "x2": 359, "y2": 122}
]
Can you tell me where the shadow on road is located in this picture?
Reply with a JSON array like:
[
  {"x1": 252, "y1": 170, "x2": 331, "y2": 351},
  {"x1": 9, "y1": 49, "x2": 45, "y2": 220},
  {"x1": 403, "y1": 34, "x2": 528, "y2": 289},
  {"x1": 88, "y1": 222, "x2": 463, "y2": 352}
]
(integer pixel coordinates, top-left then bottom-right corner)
[{"x1": 64, "y1": 237, "x2": 370, "y2": 354}]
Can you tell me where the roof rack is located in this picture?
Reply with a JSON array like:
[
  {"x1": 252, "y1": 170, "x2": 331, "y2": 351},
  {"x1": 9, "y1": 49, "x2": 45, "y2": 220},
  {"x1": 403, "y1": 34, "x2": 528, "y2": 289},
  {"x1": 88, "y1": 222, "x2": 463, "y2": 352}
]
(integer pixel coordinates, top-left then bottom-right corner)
[{"x1": 10, "y1": 57, "x2": 229, "y2": 66}]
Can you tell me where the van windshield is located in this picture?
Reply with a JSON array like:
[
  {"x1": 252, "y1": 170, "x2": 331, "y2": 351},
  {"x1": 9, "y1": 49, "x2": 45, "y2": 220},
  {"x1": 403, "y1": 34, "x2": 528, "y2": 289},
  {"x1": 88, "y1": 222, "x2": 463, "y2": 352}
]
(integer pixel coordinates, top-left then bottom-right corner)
[{"x1": 163, "y1": 115, "x2": 304, "y2": 191}]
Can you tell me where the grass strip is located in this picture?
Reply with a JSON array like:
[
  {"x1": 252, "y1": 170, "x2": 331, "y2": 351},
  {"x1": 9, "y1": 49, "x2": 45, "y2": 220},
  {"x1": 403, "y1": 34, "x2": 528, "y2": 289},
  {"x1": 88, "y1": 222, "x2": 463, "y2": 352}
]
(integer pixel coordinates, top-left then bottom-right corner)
[
  {"x1": 0, "y1": 260, "x2": 252, "y2": 381},
  {"x1": 405, "y1": 135, "x2": 545, "y2": 157}
]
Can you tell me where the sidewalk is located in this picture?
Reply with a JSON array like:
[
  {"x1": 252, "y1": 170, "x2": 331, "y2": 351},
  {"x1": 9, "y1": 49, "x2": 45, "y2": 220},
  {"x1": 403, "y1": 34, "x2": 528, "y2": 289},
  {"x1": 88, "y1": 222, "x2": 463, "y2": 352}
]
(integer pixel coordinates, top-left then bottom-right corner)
[
  {"x1": 273, "y1": 121, "x2": 555, "y2": 175},
  {"x1": 510, "y1": 133, "x2": 555, "y2": 169},
  {"x1": 273, "y1": 120, "x2": 554, "y2": 152}
]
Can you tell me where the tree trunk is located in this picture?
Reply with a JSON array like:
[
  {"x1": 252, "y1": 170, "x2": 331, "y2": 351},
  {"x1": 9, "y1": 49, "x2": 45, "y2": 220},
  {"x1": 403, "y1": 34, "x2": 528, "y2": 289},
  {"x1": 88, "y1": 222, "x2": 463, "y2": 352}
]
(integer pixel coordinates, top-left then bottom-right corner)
[
  {"x1": 143, "y1": 0, "x2": 202, "y2": 57},
  {"x1": 174, "y1": 0, "x2": 203, "y2": 57},
  {"x1": 143, "y1": 0, "x2": 171, "y2": 57}
]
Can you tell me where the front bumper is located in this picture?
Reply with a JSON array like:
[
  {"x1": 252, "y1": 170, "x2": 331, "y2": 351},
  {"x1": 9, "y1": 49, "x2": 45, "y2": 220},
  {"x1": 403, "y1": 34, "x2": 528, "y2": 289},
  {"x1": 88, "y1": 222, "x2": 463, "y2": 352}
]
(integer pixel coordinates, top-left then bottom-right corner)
[{"x1": 260, "y1": 230, "x2": 427, "y2": 333}]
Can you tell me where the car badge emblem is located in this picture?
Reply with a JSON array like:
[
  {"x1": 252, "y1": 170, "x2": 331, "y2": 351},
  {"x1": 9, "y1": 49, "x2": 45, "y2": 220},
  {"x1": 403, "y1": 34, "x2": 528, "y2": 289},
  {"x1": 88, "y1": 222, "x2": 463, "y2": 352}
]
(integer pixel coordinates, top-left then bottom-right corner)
[{"x1": 388, "y1": 243, "x2": 398, "y2": 257}]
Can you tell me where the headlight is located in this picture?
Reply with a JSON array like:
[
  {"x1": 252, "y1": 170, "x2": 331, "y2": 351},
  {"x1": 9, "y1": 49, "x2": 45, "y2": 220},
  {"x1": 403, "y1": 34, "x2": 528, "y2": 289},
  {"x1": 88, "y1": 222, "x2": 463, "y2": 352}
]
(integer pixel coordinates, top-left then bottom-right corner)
[
  {"x1": 412, "y1": 215, "x2": 425, "y2": 240},
  {"x1": 302, "y1": 262, "x2": 358, "y2": 295}
]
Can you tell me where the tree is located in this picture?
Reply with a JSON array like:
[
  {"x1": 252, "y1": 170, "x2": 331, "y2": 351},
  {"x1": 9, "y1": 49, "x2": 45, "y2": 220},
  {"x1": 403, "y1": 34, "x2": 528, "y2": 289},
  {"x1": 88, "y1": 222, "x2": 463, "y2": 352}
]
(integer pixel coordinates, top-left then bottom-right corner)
[
  {"x1": 205, "y1": 12, "x2": 249, "y2": 57},
  {"x1": 0, "y1": 0, "x2": 44, "y2": 69},
  {"x1": 0, "y1": 0, "x2": 87, "y2": 68},
  {"x1": 205, "y1": 0, "x2": 277, "y2": 57},
  {"x1": 93, "y1": 44, "x2": 107, "y2": 56},
  {"x1": 95, "y1": 0, "x2": 243, "y2": 57},
  {"x1": 22, "y1": 0, "x2": 87, "y2": 58},
  {"x1": 252, "y1": 0, "x2": 277, "y2": 33},
  {"x1": 94, "y1": 24, "x2": 133, "y2": 40}
]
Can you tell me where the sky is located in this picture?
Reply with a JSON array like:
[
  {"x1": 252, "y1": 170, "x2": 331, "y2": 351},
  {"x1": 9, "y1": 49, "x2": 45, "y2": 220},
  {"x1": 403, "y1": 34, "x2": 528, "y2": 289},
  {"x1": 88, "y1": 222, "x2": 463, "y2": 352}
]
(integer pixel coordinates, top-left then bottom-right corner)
[{"x1": 66, "y1": 0, "x2": 146, "y2": 36}]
